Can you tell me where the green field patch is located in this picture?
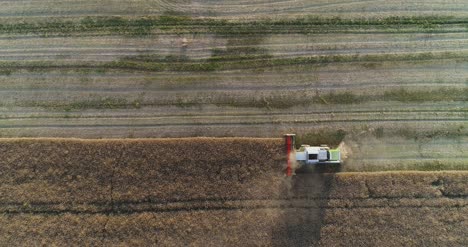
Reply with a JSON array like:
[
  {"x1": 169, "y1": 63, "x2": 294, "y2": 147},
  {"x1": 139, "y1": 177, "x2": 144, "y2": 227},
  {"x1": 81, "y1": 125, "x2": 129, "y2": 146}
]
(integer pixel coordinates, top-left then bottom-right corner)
[
  {"x1": 315, "y1": 92, "x2": 366, "y2": 105},
  {"x1": 21, "y1": 97, "x2": 136, "y2": 111},
  {"x1": 12, "y1": 87, "x2": 466, "y2": 110},
  {"x1": 0, "y1": 51, "x2": 463, "y2": 73},
  {"x1": 0, "y1": 15, "x2": 466, "y2": 36},
  {"x1": 113, "y1": 51, "x2": 461, "y2": 72},
  {"x1": 383, "y1": 88, "x2": 468, "y2": 102}
]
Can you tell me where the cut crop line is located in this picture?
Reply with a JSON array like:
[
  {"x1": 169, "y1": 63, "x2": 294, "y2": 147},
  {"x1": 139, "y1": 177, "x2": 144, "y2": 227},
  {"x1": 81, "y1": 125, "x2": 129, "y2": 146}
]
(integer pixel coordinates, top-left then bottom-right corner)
[
  {"x1": 1, "y1": 109, "x2": 465, "y2": 119},
  {"x1": 0, "y1": 82, "x2": 465, "y2": 92},
  {"x1": 0, "y1": 109, "x2": 465, "y2": 120}
]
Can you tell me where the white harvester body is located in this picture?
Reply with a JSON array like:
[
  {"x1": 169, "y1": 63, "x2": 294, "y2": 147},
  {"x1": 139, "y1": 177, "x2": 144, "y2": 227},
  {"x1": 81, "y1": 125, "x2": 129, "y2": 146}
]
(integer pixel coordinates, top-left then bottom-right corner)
[
  {"x1": 295, "y1": 145, "x2": 341, "y2": 165},
  {"x1": 284, "y1": 134, "x2": 342, "y2": 176}
]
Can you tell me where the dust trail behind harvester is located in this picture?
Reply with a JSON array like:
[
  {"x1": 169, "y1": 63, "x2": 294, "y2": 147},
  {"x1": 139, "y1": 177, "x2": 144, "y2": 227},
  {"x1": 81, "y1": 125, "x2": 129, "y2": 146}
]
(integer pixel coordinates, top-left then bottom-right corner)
[
  {"x1": 337, "y1": 134, "x2": 468, "y2": 172},
  {"x1": 337, "y1": 140, "x2": 352, "y2": 161}
]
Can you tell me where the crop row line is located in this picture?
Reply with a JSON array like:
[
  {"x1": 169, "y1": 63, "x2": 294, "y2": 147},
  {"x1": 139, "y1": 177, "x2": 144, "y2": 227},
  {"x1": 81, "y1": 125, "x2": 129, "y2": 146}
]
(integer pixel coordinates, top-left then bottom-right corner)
[
  {"x1": 3, "y1": 37, "x2": 468, "y2": 52},
  {"x1": 0, "y1": 82, "x2": 464, "y2": 92},
  {"x1": 1, "y1": 109, "x2": 466, "y2": 120},
  {"x1": 2, "y1": 47, "x2": 467, "y2": 62},
  {"x1": 0, "y1": 51, "x2": 465, "y2": 74},
  {"x1": 1, "y1": 197, "x2": 466, "y2": 215},
  {"x1": 0, "y1": 119, "x2": 465, "y2": 129}
]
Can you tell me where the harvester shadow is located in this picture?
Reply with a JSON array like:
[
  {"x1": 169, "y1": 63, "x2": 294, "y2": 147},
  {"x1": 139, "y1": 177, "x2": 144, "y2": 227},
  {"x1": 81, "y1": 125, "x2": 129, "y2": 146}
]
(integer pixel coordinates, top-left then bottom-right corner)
[{"x1": 272, "y1": 166, "x2": 339, "y2": 246}]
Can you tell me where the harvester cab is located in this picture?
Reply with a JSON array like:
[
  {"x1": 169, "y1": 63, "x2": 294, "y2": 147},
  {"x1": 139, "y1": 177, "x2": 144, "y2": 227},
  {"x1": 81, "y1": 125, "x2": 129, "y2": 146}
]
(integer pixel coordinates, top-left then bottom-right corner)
[{"x1": 284, "y1": 134, "x2": 342, "y2": 176}]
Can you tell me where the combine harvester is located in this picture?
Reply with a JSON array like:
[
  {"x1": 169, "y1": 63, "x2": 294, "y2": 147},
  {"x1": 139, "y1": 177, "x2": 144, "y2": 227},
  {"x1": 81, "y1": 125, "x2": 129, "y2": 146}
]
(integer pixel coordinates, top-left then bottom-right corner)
[{"x1": 284, "y1": 134, "x2": 342, "y2": 175}]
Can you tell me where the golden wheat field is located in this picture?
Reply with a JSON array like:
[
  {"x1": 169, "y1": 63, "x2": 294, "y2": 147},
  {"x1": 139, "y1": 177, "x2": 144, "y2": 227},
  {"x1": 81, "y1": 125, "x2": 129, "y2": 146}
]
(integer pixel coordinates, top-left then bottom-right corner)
[{"x1": 0, "y1": 138, "x2": 466, "y2": 246}]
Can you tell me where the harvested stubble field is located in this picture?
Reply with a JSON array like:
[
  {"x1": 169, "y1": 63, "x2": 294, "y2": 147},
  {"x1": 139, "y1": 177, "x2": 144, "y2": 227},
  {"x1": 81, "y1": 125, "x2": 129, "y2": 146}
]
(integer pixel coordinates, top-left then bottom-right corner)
[
  {"x1": 0, "y1": 13, "x2": 466, "y2": 145},
  {"x1": 0, "y1": 138, "x2": 467, "y2": 246}
]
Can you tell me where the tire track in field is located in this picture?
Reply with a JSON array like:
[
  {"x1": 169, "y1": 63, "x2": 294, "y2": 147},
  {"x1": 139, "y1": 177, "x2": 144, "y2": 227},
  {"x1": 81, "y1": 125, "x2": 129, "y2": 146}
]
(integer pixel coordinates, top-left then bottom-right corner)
[
  {"x1": 0, "y1": 109, "x2": 465, "y2": 122},
  {"x1": 0, "y1": 31, "x2": 467, "y2": 59},
  {"x1": 0, "y1": 62, "x2": 463, "y2": 86},
  {"x1": 2, "y1": 46, "x2": 468, "y2": 61},
  {"x1": 2, "y1": 42, "x2": 468, "y2": 63},
  {"x1": 0, "y1": 0, "x2": 160, "y2": 17},
  {"x1": 0, "y1": 81, "x2": 463, "y2": 92},
  {"x1": 1, "y1": 108, "x2": 465, "y2": 118},
  {"x1": 0, "y1": 118, "x2": 465, "y2": 129},
  {"x1": 0, "y1": 121, "x2": 463, "y2": 138},
  {"x1": 0, "y1": 105, "x2": 464, "y2": 138},
  {"x1": 2, "y1": 61, "x2": 466, "y2": 84},
  {"x1": 2, "y1": 0, "x2": 468, "y2": 18},
  {"x1": 139, "y1": 0, "x2": 468, "y2": 17},
  {"x1": 1, "y1": 197, "x2": 466, "y2": 215}
]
